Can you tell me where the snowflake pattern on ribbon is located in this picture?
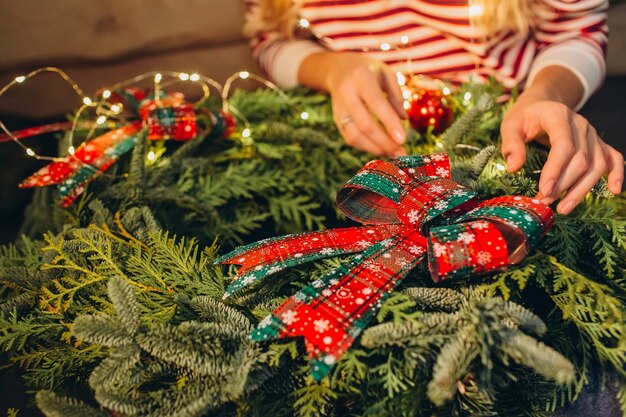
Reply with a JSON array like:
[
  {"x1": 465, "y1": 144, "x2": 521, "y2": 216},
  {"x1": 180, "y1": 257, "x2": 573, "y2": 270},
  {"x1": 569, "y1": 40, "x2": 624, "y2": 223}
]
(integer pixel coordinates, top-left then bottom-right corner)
[{"x1": 217, "y1": 153, "x2": 554, "y2": 380}]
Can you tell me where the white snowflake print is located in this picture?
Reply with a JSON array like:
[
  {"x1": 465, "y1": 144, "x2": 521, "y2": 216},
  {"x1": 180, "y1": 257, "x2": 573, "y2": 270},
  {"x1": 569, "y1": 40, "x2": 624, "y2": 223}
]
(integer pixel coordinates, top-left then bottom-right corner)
[
  {"x1": 473, "y1": 221, "x2": 490, "y2": 230},
  {"x1": 423, "y1": 157, "x2": 431, "y2": 163},
  {"x1": 320, "y1": 248, "x2": 334, "y2": 255},
  {"x1": 431, "y1": 154, "x2": 446, "y2": 161},
  {"x1": 281, "y1": 310, "x2": 298, "y2": 325},
  {"x1": 367, "y1": 263, "x2": 381, "y2": 272},
  {"x1": 237, "y1": 257, "x2": 246, "y2": 263},
  {"x1": 432, "y1": 243, "x2": 447, "y2": 257},
  {"x1": 435, "y1": 167, "x2": 450, "y2": 177},
  {"x1": 524, "y1": 214, "x2": 533, "y2": 222},
  {"x1": 294, "y1": 292, "x2": 307, "y2": 302},
  {"x1": 431, "y1": 185, "x2": 444, "y2": 193},
  {"x1": 514, "y1": 196, "x2": 523, "y2": 201},
  {"x1": 407, "y1": 209, "x2": 420, "y2": 224},
  {"x1": 258, "y1": 315, "x2": 273, "y2": 328},
  {"x1": 362, "y1": 287, "x2": 373, "y2": 295},
  {"x1": 434, "y1": 200, "x2": 448, "y2": 210},
  {"x1": 356, "y1": 240, "x2": 371, "y2": 249},
  {"x1": 476, "y1": 251, "x2": 492, "y2": 266},
  {"x1": 380, "y1": 239, "x2": 393, "y2": 247},
  {"x1": 408, "y1": 168, "x2": 416, "y2": 173},
  {"x1": 268, "y1": 266, "x2": 282, "y2": 274},
  {"x1": 329, "y1": 278, "x2": 339, "y2": 286},
  {"x1": 395, "y1": 257, "x2": 409, "y2": 267},
  {"x1": 408, "y1": 245, "x2": 423, "y2": 255},
  {"x1": 254, "y1": 265, "x2": 263, "y2": 271},
  {"x1": 314, "y1": 319, "x2": 330, "y2": 333},
  {"x1": 322, "y1": 289, "x2": 332, "y2": 297},
  {"x1": 294, "y1": 253, "x2": 304, "y2": 258},
  {"x1": 242, "y1": 275, "x2": 255, "y2": 285},
  {"x1": 383, "y1": 253, "x2": 392, "y2": 258},
  {"x1": 355, "y1": 298, "x2": 365, "y2": 305},
  {"x1": 312, "y1": 237, "x2": 320, "y2": 241},
  {"x1": 452, "y1": 189, "x2": 468, "y2": 197},
  {"x1": 457, "y1": 232, "x2": 476, "y2": 245},
  {"x1": 532, "y1": 199, "x2": 540, "y2": 204},
  {"x1": 312, "y1": 280, "x2": 323, "y2": 288}
]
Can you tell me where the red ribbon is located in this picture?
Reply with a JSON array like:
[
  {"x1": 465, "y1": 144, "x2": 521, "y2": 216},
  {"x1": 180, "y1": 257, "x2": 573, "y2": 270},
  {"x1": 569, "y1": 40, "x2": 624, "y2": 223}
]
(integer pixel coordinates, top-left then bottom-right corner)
[{"x1": 218, "y1": 153, "x2": 553, "y2": 380}]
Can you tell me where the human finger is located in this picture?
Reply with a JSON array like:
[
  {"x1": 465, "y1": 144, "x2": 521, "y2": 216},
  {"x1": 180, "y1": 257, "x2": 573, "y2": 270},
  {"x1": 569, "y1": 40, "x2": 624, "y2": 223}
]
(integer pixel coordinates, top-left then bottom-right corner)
[
  {"x1": 555, "y1": 138, "x2": 605, "y2": 214},
  {"x1": 536, "y1": 108, "x2": 577, "y2": 201},
  {"x1": 381, "y1": 68, "x2": 408, "y2": 119},
  {"x1": 500, "y1": 114, "x2": 527, "y2": 173},
  {"x1": 606, "y1": 145, "x2": 624, "y2": 194},
  {"x1": 543, "y1": 115, "x2": 592, "y2": 204},
  {"x1": 358, "y1": 72, "x2": 406, "y2": 145}
]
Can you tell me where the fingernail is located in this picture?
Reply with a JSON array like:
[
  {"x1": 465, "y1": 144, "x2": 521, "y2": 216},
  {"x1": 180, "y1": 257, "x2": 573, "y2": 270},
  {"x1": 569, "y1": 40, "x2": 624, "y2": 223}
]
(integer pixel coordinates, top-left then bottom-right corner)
[
  {"x1": 393, "y1": 129, "x2": 406, "y2": 144},
  {"x1": 560, "y1": 200, "x2": 576, "y2": 214},
  {"x1": 504, "y1": 155, "x2": 514, "y2": 172},
  {"x1": 541, "y1": 179, "x2": 555, "y2": 197},
  {"x1": 615, "y1": 179, "x2": 623, "y2": 192}
]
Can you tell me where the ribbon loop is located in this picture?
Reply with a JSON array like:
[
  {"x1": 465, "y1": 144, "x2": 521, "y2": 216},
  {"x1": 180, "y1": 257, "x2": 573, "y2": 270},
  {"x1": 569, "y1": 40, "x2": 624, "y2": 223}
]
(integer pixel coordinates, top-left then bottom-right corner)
[{"x1": 217, "y1": 153, "x2": 554, "y2": 380}]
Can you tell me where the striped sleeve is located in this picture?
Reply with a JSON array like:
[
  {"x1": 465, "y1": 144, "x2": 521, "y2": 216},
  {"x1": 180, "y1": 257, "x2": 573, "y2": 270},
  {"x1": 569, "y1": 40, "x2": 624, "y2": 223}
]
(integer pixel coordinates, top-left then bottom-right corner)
[
  {"x1": 527, "y1": 0, "x2": 609, "y2": 109},
  {"x1": 245, "y1": 0, "x2": 327, "y2": 88}
]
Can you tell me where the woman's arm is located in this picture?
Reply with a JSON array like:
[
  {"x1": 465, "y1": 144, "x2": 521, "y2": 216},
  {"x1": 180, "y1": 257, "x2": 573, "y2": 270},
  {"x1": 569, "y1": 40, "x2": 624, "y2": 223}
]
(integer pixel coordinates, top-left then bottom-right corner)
[{"x1": 500, "y1": 0, "x2": 622, "y2": 215}]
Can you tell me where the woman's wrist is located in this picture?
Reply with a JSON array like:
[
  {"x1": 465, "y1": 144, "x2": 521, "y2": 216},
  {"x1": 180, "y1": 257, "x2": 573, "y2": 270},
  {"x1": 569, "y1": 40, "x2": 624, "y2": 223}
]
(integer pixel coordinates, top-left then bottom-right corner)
[{"x1": 520, "y1": 65, "x2": 584, "y2": 109}]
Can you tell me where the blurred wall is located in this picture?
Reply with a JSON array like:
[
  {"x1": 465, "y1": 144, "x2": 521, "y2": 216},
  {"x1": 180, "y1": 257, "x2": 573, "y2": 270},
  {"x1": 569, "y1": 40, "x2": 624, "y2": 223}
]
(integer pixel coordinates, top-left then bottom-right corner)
[{"x1": 1, "y1": 1, "x2": 626, "y2": 118}]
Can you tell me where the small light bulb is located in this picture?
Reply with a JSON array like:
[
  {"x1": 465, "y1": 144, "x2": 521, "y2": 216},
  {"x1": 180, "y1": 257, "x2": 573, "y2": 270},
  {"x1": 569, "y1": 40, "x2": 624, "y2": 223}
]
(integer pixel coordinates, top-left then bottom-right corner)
[
  {"x1": 396, "y1": 72, "x2": 406, "y2": 86},
  {"x1": 496, "y1": 163, "x2": 506, "y2": 171},
  {"x1": 463, "y1": 92, "x2": 472, "y2": 101},
  {"x1": 154, "y1": 73, "x2": 162, "y2": 83},
  {"x1": 26, "y1": 148, "x2": 35, "y2": 156},
  {"x1": 380, "y1": 42, "x2": 391, "y2": 51},
  {"x1": 178, "y1": 72, "x2": 190, "y2": 81},
  {"x1": 241, "y1": 128, "x2": 251, "y2": 138},
  {"x1": 403, "y1": 100, "x2": 411, "y2": 110},
  {"x1": 96, "y1": 116, "x2": 107, "y2": 125},
  {"x1": 436, "y1": 142, "x2": 444, "y2": 149},
  {"x1": 190, "y1": 73, "x2": 200, "y2": 82},
  {"x1": 442, "y1": 87, "x2": 451, "y2": 95},
  {"x1": 68, "y1": 146, "x2": 75, "y2": 155},
  {"x1": 147, "y1": 150, "x2": 156, "y2": 161},
  {"x1": 15, "y1": 76, "x2": 26, "y2": 83},
  {"x1": 299, "y1": 18, "x2": 310, "y2": 28},
  {"x1": 469, "y1": 4, "x2": 484, "y2": 17},
  {"x1": 400, "y1": 35, "x2": 409, "y2": 45},
  {"x1": 111, "y1": 104, "x2": 121, "y2": 113},
  {"x1": 300, "y1": 111, "x2": 309, "y2": 120},
  {"x1": 239, "y1": 71, "x2": 250, "y2": 80},
  {"x1": 102, "y1": 90, "x2": 111, "y2": 99},
  {"x1": 402, "y1": 90, "x2": 411, "y2": 99},
  {"x1": 83, "y1": 97, "x2": 93, "y2": 106}
]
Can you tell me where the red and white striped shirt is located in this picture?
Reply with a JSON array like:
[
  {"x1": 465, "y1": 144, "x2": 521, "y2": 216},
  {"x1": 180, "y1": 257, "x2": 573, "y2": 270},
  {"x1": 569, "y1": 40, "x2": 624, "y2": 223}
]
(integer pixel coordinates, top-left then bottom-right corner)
[{"x1": 245, "y1": 0, "x2": 608, "y2": 108}]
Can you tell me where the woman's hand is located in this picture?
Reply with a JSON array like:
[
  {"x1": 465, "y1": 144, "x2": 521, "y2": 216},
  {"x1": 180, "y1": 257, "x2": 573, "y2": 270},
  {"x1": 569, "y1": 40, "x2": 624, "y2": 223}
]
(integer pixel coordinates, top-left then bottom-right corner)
[
  {"x1": 501, "y1": 93, "x2": 624, "y2": 215},
  {"x1": 299, "y1": 52, "x2": 407, "y2": 156}
]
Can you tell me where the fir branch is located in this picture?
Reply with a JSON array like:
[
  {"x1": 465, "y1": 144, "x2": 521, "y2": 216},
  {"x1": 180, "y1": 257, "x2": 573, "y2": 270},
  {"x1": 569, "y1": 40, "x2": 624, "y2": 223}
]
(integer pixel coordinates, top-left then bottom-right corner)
[{"x1": 36, "y1": 390, "x2": 109, "y2": 417}]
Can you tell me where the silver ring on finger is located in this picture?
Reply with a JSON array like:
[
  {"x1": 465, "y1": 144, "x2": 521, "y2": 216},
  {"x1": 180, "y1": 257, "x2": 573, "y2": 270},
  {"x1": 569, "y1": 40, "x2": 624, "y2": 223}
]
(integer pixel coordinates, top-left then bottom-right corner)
[{"x1": 340, "y1": 115, "x2": 353, "y2": 128}]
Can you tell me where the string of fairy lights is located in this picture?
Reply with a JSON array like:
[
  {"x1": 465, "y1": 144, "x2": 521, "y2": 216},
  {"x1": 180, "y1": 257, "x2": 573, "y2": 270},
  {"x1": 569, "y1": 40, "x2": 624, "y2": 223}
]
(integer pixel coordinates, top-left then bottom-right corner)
[{"x1": 0, "y1": 67, "x2": 304, "y2": 169}]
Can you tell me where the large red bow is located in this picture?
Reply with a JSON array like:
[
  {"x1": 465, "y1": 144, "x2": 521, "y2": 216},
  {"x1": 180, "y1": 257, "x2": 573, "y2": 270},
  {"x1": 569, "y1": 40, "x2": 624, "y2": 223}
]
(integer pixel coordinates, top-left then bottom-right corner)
[{"x1": 217, "y1": 153, "x2": 553, "y2": 380}]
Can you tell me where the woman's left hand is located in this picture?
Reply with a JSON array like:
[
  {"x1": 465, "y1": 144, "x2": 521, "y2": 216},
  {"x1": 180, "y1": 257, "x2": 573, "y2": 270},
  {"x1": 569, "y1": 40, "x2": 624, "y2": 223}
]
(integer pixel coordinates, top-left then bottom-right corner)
[{"x1": 500, "y1": 93, "x2": 624, "y2": 215}]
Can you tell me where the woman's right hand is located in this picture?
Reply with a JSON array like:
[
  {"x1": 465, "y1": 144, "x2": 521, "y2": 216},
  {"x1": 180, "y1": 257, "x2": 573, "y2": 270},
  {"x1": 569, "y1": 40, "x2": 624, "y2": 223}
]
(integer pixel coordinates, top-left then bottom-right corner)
[{"x1": 299, "y1": 52, "x2": 408, "y2": 156}]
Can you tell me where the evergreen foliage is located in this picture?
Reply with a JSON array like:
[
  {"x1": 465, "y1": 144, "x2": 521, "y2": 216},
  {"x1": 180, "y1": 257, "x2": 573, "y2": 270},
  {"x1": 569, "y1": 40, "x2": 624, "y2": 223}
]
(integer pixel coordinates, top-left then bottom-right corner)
[{"x1": 1, "y1": 84, "x2": 625, "y2": 416}]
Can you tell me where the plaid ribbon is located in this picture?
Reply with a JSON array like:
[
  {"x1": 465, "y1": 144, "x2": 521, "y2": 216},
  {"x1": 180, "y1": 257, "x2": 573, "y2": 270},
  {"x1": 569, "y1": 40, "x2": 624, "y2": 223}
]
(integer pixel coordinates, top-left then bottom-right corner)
[
  {"x1": 217, "y1": 153, "x2": 553, "y2": 380},
  {"x1": 19, "y1": 89, "x2": 232, "y2": 206}
]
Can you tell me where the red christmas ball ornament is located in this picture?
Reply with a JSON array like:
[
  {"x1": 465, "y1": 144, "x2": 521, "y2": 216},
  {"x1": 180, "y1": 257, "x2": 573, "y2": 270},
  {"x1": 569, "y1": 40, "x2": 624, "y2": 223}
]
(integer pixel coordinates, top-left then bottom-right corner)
[{"x1": 405, "y1": 77, "x2": 453, "y2": 135}]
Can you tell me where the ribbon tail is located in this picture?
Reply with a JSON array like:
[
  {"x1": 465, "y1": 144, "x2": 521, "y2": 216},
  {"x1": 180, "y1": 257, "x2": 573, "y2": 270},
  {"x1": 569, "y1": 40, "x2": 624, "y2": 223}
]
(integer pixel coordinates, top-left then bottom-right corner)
[
  {"x1": 219, "y1": 224, "x2": 402, "y2": 298},
  {"x1": 251, "y1": 230, "x2": 427, "y2": 380},
  {"x1": 58, "y1": 132, "x2": 142, "y2": 207}
]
